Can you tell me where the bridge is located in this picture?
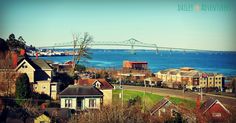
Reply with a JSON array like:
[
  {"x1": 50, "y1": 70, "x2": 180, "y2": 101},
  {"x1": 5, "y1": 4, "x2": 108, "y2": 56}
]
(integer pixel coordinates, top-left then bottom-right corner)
[{"x1": 37, "y1": 38, "x2": 215, "y2": 54}]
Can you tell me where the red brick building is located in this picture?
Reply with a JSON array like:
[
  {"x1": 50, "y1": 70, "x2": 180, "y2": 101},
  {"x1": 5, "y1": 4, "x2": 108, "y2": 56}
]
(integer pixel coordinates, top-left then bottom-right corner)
[{"x1": 123, "y1": 60, "x2": 148, "y2": 70}]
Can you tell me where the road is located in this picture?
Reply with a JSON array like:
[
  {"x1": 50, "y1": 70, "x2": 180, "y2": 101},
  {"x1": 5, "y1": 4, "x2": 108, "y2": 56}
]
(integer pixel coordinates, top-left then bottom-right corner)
[{"x1": 119, "y1": 85, "x2": 236, "y2": 109}]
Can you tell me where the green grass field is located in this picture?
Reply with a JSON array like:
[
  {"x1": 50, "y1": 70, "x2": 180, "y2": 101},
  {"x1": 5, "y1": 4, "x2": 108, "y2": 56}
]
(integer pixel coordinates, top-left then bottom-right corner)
[{"x1": 113, "y1": 89, "x2": 196, "y2": 110}]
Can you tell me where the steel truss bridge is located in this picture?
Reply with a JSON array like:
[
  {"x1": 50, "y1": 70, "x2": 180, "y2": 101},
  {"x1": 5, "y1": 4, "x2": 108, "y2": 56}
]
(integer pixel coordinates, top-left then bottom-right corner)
[{"x1": 37, "y1": 38, "x2": 216, "y2": 54}]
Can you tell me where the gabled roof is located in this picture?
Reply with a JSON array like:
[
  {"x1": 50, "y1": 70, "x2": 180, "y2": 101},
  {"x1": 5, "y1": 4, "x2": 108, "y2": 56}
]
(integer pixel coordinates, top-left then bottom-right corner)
[
  {"x1": 59, "y1": 85, "x2": 103, "y2": 97},
  {"x1": 200, "y1": 98, "x2": 230, "y2": 114},
  {"x1": 78, "y1": 79, "x2": 113, "y2": 90},
  {"x1": 149, "y1": 98, "x2": 171, "y2": 115},
  {"x1": 16, "y1": 57, "x2": 52, "y2": 70}
]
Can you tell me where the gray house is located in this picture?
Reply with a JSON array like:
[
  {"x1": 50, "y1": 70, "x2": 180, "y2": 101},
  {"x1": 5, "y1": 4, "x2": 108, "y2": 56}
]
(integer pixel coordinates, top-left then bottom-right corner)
[{"x1": 59, "y1": 85, "x2": 103, "y2": 110}]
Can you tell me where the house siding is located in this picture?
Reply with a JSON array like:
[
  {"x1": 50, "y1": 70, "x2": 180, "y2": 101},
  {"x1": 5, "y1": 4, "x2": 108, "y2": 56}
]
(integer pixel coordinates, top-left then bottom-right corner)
[
  {"x1": 33, "y1": 81, "x2": 51, "y2": 96},
  {"x1": 17, "y1": 61, "x2": 35, "y2": 82},
  {"x1": 34, "y1": 114, "x2": 51, "y2": 123},
  {"x1": 101, "y1": 90, "x2": 112, "y2": 105},
  {"x1": 83, "y1": 98, "x2": 101, "y2": 110},
  {"x1": 203, "y1": 103, "x2": 230, "y2": 122}
]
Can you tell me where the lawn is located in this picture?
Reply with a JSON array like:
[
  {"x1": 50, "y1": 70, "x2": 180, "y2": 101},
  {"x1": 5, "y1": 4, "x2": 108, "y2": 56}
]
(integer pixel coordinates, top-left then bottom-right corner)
[{"x1": 113, "y1": 89, "x2": 196, "y2": 110}]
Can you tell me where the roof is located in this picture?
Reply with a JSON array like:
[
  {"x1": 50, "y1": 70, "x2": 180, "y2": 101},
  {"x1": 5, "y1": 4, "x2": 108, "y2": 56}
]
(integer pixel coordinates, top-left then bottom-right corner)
[
  {"x1": 149, "y1": 98, "x2": 171, "y2": 115},
  {"x1": 129, "y1": 61, "x2": 147, "y2": 64},
  {"x1": 17, "y1": 57, "x2": 52, "y2": 70},
  {"x1": 180, "y1": 67, "x2": 195, "y2": 71},
  {"x1": 200, "y1": 98, "x2": 230, "y2": 114},
  {"x1": 59, "y1": 85, "x2": 103, "y2": 97},
  {"x1": 32, "y1": 59, "x2": 52, "y2": 70},
  {"x1": 78, "y1": 79, "x2": 113, "y2": 90},
  {"x1": 144, "y1": 77, "x2": 162, "y2": 82}
]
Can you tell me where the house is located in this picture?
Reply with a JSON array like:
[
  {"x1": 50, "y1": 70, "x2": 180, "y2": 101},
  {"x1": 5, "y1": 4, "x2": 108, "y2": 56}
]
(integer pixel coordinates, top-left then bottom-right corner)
[
  {"x1": 15, "y1": 57, "x2": 59, "y2": 100},
  {"x1": 150, "y1": 97, "x2": 196, "y2": 122},
  {"x1": 34, "y1": 113, "x2": 51, "y2": 123},
  {"x1": 51, "y1": 63, "x2": 73, "y2": 73},
  {"x1": 150, "y1": 97, "x2": 179, "y2": 117},
  {"x1": 59, "y1": 85, "x2": 103, "y2": 110},
  {"x1": 76, "y1": 79, "x2": 113, "y2": 105},
  {"x1": 198, "y1": 98, "x2": 231, "y2": 122}
]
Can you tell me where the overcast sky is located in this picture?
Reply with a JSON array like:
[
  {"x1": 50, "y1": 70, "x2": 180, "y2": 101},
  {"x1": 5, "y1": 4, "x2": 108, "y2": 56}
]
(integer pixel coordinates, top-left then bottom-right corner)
[{"x1": 0, "y1": 0, "x2": 236, "y2": 51}]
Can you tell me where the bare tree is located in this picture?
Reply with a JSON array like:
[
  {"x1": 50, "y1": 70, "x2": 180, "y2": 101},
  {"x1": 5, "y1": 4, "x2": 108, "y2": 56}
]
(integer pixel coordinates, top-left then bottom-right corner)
[{"x1": 72, "y1": 32, "x2": 93, "y2": 73}]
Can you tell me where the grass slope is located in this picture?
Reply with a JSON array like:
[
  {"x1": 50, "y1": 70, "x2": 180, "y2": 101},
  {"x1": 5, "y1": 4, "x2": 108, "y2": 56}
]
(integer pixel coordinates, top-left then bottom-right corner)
[{"x1": 113, "y1": 89, "x2": 196, "y2": 110}]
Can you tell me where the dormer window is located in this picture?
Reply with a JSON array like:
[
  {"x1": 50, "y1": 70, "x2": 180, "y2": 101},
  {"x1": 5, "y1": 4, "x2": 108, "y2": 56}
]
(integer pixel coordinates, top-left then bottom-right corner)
[{"x1": 94, "y1": 81, "x2": 101, "y2": 89}]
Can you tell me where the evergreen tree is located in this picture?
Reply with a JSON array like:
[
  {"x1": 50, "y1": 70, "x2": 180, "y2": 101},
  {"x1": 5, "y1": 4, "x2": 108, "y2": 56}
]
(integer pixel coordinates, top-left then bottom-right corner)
[
  {"x1": 6, "y1": 33, "x2": 26, "y2": 50},
  {"x1": 15, "y1": 73, "x2": 31, "y2": 105}
]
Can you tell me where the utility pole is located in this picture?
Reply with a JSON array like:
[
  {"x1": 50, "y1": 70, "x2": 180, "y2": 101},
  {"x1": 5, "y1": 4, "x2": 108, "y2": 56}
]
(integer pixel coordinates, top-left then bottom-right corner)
[
  {"x1": 72, "y1": 34, "x2": 77, "y2": 73},
  {"x1": 200, "y1": 87, "x2": 203, "y2": 101},
  {"x1": 119, "y1": 77, "x2": 123, "y2": 107},
  {"x1": 143, "y1": 80, "x2": 146, "y2": 112}
]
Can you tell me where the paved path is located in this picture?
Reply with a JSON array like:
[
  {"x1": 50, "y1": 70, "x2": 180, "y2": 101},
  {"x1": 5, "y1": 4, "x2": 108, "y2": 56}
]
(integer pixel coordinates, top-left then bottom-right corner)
[{"x1": 119, "y1": 85, "x2": 236, "y2": 109}]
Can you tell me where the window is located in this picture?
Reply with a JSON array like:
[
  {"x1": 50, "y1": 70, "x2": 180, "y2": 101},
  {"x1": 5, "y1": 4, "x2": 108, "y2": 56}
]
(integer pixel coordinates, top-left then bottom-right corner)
[
  {"x1": 42, "y1": 86, "x2": 46, "y2": 89},
  {"x1": 22, "y1": 65, "x2": 27, "y2": 68},
  {"x1": 215, "y1": 82, "x2": 218, "y2": 84},
  {"x1": 158, "y1": 110, "x2": 161, "y2": 116},
  {"x1": 95, "y1": 82, "x2": 101, "y2": 89},
  {"x1": 161, "y1": 108, "x2": 166, "y2": 113},
  {"x1": 65, "y1": 99, "x2": 72, "y2": 108},
  {"x1": 51, "y1": 85, "x2": 57, "y2": 92},
  {"x1": 171, "y1": 109, "x2": 178, "y2": 117},
  {"x1": 212, "y1": 113, "x2": 221, "y2": 117},
  {"x1": 89, "y1": 99, "x2": 96, "y2": 108}
]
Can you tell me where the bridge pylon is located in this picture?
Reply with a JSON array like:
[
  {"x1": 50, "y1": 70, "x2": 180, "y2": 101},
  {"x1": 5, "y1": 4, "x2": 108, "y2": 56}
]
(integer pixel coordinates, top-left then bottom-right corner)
[
  {"x1": 130, "y1": 45, "x2": 135, "y2": 54},
  {"x1": 155, "y1": 44, "x2": 159, "y2": 54}
]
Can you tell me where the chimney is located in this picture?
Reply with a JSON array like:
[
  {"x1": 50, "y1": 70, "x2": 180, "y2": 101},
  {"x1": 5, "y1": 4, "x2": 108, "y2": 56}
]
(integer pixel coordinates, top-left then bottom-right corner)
[
  {"x1": 36, "y1": 52, "x2": 38, "y2": 59},
  {"x1": 165, "y1": 96, "x2": 170, "y2": 100},
  {"x1": 20, "y1": 49, "x2": 25, "y2": 56},
  {"x1": 196, "y1": 95, "x2": 201, "y2": 110},
  {"x1": 12, "y1": 52, "x2": 18, "y2": 68}
]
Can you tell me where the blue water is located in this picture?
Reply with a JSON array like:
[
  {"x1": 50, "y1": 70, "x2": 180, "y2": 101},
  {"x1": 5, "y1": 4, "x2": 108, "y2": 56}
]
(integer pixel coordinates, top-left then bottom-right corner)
[{"x1": 37, "y1": 50, "x2": 236, "y2": 76}]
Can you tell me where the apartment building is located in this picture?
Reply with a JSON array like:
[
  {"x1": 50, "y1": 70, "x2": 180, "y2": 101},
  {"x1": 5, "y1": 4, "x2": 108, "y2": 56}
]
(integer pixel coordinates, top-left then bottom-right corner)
[{"x1": 156, "y1": 67, "x2": 224, "y2": 90}]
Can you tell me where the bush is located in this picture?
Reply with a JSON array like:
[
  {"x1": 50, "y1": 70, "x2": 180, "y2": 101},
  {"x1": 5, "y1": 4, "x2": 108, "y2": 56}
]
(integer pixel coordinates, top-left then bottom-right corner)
[
  {"x1": 75, "y1": 104, "x2": 150, "y2": 123},
  {"x1": 128, "y1": 96, "x2": 142, "y2": 107},
  {"x1": 15, "y1": 73, "x2": 31, "y2": 105}
]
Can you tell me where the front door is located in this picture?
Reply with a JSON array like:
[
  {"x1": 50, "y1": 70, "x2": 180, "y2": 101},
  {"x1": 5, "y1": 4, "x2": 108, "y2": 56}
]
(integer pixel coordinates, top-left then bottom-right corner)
[{"x1": 77, "y1": 99, "x2": 82, "y2": 110}]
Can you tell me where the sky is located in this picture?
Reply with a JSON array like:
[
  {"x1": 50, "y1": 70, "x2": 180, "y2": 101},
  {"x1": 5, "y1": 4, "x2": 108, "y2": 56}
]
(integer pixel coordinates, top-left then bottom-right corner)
[{"x1": 0, "y1": 0, "x2": 236, "y2": 51}]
